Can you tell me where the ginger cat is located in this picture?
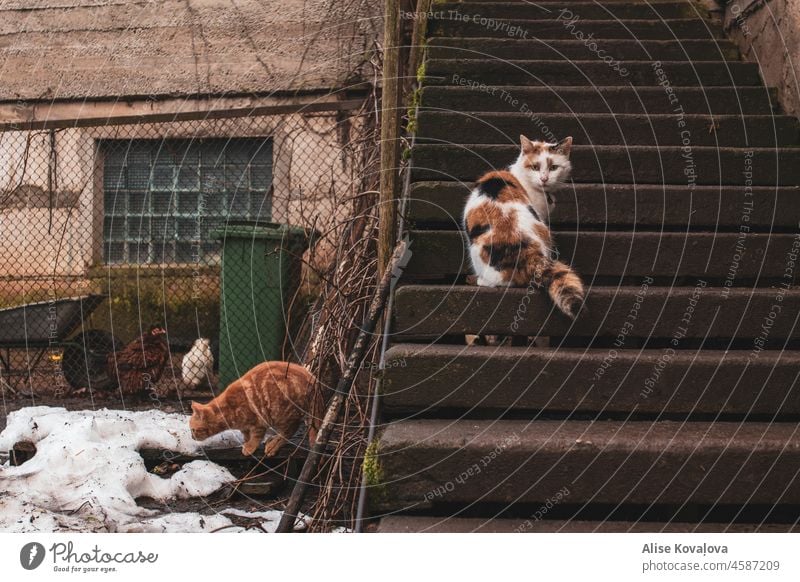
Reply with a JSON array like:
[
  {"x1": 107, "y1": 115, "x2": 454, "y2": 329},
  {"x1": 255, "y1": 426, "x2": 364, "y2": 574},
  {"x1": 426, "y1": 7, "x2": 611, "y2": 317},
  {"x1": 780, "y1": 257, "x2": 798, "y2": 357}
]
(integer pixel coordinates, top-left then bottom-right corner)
[{"x1": 189, "y1": 361, "x2": 322, "y2": 457}]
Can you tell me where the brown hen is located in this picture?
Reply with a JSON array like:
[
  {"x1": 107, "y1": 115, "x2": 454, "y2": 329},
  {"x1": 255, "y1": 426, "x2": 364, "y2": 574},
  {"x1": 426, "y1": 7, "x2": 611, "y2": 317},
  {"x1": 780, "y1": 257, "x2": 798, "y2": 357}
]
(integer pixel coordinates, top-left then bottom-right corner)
[{"x1": 107, "y1": 324, "x2": 170, "y2": 396}]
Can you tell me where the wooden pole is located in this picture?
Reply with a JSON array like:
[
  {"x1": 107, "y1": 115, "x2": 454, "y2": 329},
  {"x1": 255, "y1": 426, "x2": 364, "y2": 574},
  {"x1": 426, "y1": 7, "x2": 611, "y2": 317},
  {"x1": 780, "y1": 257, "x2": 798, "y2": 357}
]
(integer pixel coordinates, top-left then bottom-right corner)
[
  {"x1": 276, "y1": 241, "x2": 410, "y2": 533},
  {"x1": 378, "y1": 0, "x2": 402, "y2": 276}
]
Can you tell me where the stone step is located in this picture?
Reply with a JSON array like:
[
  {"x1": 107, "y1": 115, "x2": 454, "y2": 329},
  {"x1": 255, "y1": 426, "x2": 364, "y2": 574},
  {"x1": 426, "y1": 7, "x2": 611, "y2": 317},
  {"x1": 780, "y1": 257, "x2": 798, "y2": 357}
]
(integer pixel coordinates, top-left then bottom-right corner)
[
  {"x1": 411, "y1": 145, "x2": 800, "y2": 185},
  {"x1": 382, "y1": 345, "x2": 800, "y2": 416},
  {"x1": 392, "y1": 285, "x2": 800, "y2": 339},
  {"x1": 421, "y1": 86, "x2": 778, "y2": 114},
  {"x1": 407, "y1": 182, "x2": 800, "y2": 230},
  {"x1": 427, "y1": 59, "x2": 762, "y2": 86},
  {"x1": 404, "y1": 230, "x2": 800, "y2": 281},
  {"x1": 428, "y1": 38, "x2": 739, "y2": 61},
  {"x1": 371, "y1": 419, "x2": 800, "y2": 511},
  {"x1": 416, "y1": 112, "x2": 799, "y2": 147},
  {"x1": 377, "y1": 516, "x2": 800, "y2": 533},
  {"x1": 457, "y1": 0, "x2": 707, "y2": 3},
  {"x1": 429, "y1": 18, "x2": 723, "y2": 39},
  {"x1": 433, "y1": 1, "x2": 707, "y2": 20}
]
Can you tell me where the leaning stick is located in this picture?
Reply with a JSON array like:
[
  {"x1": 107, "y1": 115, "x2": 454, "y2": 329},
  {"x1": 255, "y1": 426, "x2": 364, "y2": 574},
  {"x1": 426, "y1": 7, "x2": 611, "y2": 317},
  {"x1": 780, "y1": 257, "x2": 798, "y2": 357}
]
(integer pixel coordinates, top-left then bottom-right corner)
[{"x1": 276, "y1": 239, "x2": 410, "y2": 533}]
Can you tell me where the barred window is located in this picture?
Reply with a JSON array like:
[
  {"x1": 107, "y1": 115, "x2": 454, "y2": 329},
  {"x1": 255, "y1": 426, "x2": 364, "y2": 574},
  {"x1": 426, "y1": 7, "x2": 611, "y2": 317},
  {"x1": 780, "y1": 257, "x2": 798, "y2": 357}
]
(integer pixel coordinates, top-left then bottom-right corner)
[{"x1": 101, "y1": 138, "x2": 273, "y2": 265}]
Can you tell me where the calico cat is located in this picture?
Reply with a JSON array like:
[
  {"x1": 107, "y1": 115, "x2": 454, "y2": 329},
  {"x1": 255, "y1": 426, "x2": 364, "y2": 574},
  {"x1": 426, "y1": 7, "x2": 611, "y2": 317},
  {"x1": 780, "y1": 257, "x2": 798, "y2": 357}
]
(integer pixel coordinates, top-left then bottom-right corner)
[
  {"x1": 189, "y1": 361, "x2": 322, "y2": 457},
  {"x1": 463, "y1": 135, "x2": 585, "y2": 318}
]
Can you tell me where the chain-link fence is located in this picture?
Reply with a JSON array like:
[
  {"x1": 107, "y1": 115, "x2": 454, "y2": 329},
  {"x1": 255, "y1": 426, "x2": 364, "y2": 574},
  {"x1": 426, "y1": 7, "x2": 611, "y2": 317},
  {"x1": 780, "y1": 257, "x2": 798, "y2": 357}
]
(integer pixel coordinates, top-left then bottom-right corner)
[{"x1": 0, "y1": 100, "x2": 374, "y2": 403}]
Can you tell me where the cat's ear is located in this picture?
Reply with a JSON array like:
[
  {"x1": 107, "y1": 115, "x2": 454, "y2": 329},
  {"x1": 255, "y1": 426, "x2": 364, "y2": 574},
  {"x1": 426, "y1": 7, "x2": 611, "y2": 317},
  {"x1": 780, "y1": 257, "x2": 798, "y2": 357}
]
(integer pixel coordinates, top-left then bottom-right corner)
[
  {"x1": 520, "y1": 134, "x2": 536, "y2": 154},
  {"x1": 555, "y1": 136, "x2": 573, "y2": 157},
  {"x1": 190, "y1": 401, "x2": 202, "y2": 413}
]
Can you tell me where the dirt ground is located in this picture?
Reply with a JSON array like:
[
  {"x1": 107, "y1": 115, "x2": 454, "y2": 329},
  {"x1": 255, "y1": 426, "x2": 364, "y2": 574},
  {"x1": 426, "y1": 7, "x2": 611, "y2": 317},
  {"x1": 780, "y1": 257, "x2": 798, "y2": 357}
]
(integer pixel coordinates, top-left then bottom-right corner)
[{"x1": 0, "y1": 352, "x2": 213, "y2": 432}]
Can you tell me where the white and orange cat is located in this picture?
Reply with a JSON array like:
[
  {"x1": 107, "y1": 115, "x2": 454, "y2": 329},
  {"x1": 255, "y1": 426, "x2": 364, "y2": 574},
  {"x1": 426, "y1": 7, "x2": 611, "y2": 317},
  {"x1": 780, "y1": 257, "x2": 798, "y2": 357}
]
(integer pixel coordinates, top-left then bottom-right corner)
[{"x1": 463, "y1": 135, "x2": 585, "y2": 318}]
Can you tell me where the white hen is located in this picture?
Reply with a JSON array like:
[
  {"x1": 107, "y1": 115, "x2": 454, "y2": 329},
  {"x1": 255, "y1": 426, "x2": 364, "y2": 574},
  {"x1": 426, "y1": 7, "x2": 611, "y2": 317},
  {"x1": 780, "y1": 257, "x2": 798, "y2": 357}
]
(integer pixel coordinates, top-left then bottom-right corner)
[{"x1": 182, "y1": 338, "x2": 214, "y2": 390}]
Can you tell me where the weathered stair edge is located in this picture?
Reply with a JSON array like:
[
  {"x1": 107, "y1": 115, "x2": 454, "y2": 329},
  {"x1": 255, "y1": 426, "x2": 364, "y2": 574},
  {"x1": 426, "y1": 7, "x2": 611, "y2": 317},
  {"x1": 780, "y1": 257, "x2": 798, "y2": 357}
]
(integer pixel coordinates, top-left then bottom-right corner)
[
  {"x1": 416, "y1": 112, "x2": 800, "y2": 146},
  {"x1": 412, "y1": 145, "x2": 800, "y2": 185},
  {"x1": 406, "y1": 182, "x2": 800, "y2": 230},
  {"x1": 420, "y1": 86, "x2": 779, "y2": 114},
  {"x1": 393, "y1": 285, "x2": 800, "y2": 339},
  {"x1": 377, "y1": 516, "x2": 800, "y2": 533},
  {"x1": 434, "y1": 1, "x2": 709, "y2": 20},
  {"x1": 430, "y1": 19, "x2": 723, "y2": 40},
  {"x1": 426, "y1": 60, "x2": 762, "y2": 87},
  {"x1": 382, "y1": 345, "x2": 800, "y2": 416},
  {"x1": 404, "y1": 231, "x2": 800, "y2": 280},
  {"x1": 428, "y1": 38, "x2": 739, "y2": 61},
  {"x1": 371, "y1": 419, "x2": 800, "y2": 511}
]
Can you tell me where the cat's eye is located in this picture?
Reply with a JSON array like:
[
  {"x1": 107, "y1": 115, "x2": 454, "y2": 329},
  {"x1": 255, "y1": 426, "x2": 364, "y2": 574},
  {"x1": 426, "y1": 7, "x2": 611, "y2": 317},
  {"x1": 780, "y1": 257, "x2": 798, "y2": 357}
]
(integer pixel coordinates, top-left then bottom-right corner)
[
  {"x1": 551, "y1": 164, "x2": 559, "y2": 170},
  {"x1": 532, "y1": 164, "x2": 540, "y2": 171}
]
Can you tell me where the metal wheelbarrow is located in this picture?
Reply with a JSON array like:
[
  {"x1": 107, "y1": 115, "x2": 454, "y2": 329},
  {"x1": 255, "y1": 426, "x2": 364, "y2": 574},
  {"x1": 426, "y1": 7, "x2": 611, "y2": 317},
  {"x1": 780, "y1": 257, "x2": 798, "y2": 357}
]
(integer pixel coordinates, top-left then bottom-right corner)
[{"x1": 0, "y1": 294, "x2": 121, "y2": 393}]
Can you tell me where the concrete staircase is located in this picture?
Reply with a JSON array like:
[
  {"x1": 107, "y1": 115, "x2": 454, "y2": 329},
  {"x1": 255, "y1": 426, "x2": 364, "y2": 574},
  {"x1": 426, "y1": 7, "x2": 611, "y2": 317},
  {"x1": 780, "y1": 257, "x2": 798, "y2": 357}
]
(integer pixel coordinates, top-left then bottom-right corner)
[{"x1": 371, "y1": 0, "x2": 800, "y2": 532}]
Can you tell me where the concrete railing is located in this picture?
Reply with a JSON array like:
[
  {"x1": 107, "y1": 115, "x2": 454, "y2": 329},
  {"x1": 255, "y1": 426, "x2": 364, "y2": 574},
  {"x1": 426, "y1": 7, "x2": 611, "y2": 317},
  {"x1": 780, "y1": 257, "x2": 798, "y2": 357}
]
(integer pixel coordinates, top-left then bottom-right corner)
[{"x1": 720, "y1": 0, "x2": 800, "y2": 117}]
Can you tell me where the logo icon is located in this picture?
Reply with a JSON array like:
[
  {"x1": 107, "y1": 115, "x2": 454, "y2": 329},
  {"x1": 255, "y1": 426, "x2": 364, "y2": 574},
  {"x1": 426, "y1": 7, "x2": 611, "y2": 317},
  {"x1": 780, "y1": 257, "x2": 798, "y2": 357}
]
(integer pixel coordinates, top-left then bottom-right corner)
[{"x1": 20, "y1": 542, "x2": 46, "y2": 570}]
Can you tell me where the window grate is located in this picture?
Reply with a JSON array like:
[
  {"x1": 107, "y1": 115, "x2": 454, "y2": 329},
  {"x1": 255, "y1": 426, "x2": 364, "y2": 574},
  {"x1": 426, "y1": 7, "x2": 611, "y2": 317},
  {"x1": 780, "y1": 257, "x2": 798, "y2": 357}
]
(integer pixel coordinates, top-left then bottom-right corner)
[{"x1": 101, "y1": 138, "x2": 273, "y2": 264}]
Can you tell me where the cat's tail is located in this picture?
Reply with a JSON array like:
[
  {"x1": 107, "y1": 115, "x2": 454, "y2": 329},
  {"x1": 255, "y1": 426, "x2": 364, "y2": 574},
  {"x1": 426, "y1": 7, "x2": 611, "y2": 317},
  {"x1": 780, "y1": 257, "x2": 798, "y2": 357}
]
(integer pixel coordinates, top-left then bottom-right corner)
[{"x1": 542, "y1": 260, "x2": 585, "y2": 319}]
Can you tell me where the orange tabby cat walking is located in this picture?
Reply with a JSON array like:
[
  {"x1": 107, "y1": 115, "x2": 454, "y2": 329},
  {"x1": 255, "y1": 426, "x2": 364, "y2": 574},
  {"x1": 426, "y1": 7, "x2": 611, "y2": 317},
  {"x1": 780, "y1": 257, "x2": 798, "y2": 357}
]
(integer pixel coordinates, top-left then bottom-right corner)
[{"x1": 190, "y1": 361, "x2": 322, "y2": 457}]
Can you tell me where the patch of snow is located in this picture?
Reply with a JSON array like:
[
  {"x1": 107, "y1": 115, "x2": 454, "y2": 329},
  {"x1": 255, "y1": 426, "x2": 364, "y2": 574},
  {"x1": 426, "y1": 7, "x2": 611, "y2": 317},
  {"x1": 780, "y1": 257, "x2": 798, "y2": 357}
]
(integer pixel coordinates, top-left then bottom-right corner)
[
  {"x1": 0, "y1": 497, "x2": 92, "y2": 533},
  {"x1": 220, "y1": 508, "x2": 309, "y2": 533},
  {"x1": 0, "y1": 407, "x2": 259, "y2": 533},
  {"x1": 118, "y1": 513, "x2": 234, "y2": 533}
]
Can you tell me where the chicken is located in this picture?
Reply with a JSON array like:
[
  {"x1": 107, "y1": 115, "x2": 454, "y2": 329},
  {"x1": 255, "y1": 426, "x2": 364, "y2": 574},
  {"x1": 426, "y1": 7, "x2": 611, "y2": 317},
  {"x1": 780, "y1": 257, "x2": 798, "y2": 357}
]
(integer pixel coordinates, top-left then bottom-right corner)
[
  {"x1": 107, "y1": 324, "x2": 170, "y2": 396},
  {"x1": 181, "y1": 338, "x2": 214, "y2": 390}
]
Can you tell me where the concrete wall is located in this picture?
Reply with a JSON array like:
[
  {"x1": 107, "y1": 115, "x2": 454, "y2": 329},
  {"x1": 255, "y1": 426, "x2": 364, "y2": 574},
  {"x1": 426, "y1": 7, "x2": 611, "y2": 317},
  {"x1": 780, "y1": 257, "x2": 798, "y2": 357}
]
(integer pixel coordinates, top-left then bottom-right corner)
[
  {"x1": 0, "y1": 0, "x2": 380, "y2": 101},
  {"x1": 0, "y1": 109, "x2": 360, "y2": 278},
  {"x1": 0, "y1": 0, "x2": 380, "y2": 279},
  {"x1": 723, "y1": 0, "x2": 800, "y2": 117},
  {"x1": 0, "y1": 130, "x2": 92, "y2": 277}
]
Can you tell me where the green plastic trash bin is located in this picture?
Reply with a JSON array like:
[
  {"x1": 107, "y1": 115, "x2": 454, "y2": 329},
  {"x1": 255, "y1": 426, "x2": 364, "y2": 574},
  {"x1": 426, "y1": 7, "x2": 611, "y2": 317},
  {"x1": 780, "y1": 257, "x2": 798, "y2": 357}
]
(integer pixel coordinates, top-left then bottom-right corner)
[{"x1": 213, "y1": 221, "x2": 311, "y2": 388}]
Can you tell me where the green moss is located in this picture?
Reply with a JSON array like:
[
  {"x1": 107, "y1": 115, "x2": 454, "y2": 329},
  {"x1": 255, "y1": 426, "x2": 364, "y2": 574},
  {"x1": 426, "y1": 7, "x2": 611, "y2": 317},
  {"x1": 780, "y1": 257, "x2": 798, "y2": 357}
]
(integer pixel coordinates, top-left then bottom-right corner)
[
  {"x1": 1, "y1": 263, "x2": 316, "y2": 349},
  {"x1": 0, "y1": 269, "x2": 219, "y2": 342},
  {"x1": 405, "y1": 113, "x2": 417, "y2": 136},
  {"x1": 406, "y1": 89, "x2": 421, "y2": 134},
  {"x1": 405, "y1": 66, "x2": 425, "y2": 135},
  {"x1": 91, "y1": 269, "x2": 221, "y2": 341},
  {"x1": 416, "y1": 60, "x2": 427, "y2": 85},
  {"x1": 362, "y1": 439, "x2": 387, "y2": 505},
  {"x1": 0, "y1": 283, "x2": 99, "y2": 308}
]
